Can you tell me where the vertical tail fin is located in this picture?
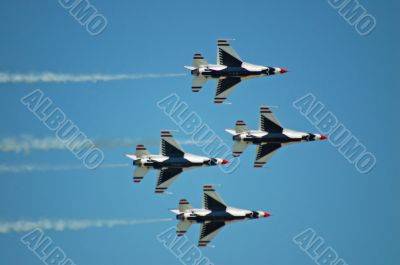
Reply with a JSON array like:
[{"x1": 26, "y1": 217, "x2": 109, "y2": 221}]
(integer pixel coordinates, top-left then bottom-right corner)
[
  {"x1": 235, "y1": 120, "x2": 249, "y2": 133},
  {"x1": 193, "y1": 53, "x2": 208, "y2": 67}
]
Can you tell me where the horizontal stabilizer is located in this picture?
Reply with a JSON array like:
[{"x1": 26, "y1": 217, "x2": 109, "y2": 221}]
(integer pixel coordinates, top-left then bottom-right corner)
[
  {"x1": 235, "y1": 120, "x2": 248, "y2": 133},
  {"x1": 192, "y1": 53, "x2": 208, "y2": 67},
  {"x1": 232, "y1": 141, "x2": 249, "y2": 157},
  {"x1": 133, "y1": 166, "x2": 150, "y2": 183},
  {"x1": 135, "y1": 144, "x2": 149, "y2": 158},
  {"x1": 192, "y1": 76, "x2": 207, "y2": 92},
  {"x1": 177, "y1": 220, "x2": 192, "y2": 237},
  {"x1": 179, "y1": 199, "x2": 192, "y2": 212}
]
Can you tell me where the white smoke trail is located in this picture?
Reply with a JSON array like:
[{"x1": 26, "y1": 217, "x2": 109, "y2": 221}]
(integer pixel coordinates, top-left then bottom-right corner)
[
  {"x1": 0, "y1": 136, "x2": 69, "y2": 153},
  {"x1": 0, "y1": 163, "x2": 129, "y2": 174},
  {"x1": 0, "y1": 218, "x2": 173, "y2": 234},
  {"x1": 0, "y1": 136, "x2": 156, "y2": 153},
  {"x1": 0, "y1": 136, "x2": 204, "y2": 154},
  {"x1": 0, "y1": 72, "x2": 186, "y2": 83}
]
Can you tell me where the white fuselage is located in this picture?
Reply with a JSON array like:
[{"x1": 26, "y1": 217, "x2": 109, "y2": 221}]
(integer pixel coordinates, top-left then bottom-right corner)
[
  {"x1": 233, "y1": 129, "x2": 326, "y2": 144},
  {"x1": 172, "y1": 207, "x2": 268, "y2": 223},
  {"x1": 134, "y1": 153, "x2": 224, "y2": 169}
]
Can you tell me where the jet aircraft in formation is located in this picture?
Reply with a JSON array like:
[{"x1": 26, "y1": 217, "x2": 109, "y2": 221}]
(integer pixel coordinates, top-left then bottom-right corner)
[
  {"x1": 185, "y1": 39, "x2": 288, "y2": 104},
  {"x1": 126, "y1": 131, "x2": 228, "y2": 194},
  {"x1": 169, "y1": 185, "x2": 271, "y2": 247},
  {"x1": 226, "y1": 106, "x2": 327, "y2": 168},
  {"x1": 127, "y1": 40, "x2": 326, "y2": 247}
]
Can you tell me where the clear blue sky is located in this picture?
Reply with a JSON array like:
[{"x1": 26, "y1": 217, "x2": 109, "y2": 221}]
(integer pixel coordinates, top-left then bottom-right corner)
[{"x1": 0, "y1": 0, "x2": 398, "y2": 264}]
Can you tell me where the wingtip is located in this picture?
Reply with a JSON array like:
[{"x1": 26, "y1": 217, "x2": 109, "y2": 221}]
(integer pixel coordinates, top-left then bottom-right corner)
[
  {"x1": 161, "y1": 130, "x2": 173, "y2": 137},
  {"x1": 203, "y1": 184, "x2": 215, "y2": 191}
]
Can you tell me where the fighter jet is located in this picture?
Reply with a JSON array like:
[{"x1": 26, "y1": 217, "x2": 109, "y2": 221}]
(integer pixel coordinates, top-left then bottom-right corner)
[
  {"x1": 126, "y1": 131, "x2": 229, "y2": 193},
  {"x1": 184, "y1": 39, "x2": 288, "y2": 104},
  {"x1": 169, "y1": 185, "x2": 271, "y2": 247},
  {"x1": 225, "y1": 106, "x2": 327, "y2": 168}
]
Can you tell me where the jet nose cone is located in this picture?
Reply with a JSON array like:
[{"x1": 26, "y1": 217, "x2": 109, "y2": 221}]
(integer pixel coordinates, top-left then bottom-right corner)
[
  {"x1": 263, "y1": 211, "x2": 271, "y2": 217},
  {"x1": 221, "y1": 159, "x2": 229, "y2": 165},
  {"x1": 320, "y1": 135, "x2": 328, "y2": 140},
  {"x1": 280, "y1": 68, "x2": 288, "y2": 74}
]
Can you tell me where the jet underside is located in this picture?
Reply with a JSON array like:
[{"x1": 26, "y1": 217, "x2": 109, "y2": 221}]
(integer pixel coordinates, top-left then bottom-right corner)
[
  {"x1": 136, "y1": 157, "x2": 208, "y2": 169},
  {"x1": 236, "y1": 133, "x2": 303, "y2": 144},
  {"x1": 180, "y1": 212, "x2": 250, "y2": 223},
  {"x1": 193, "y1": 67, "x2": 269, "y2": 78}
]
